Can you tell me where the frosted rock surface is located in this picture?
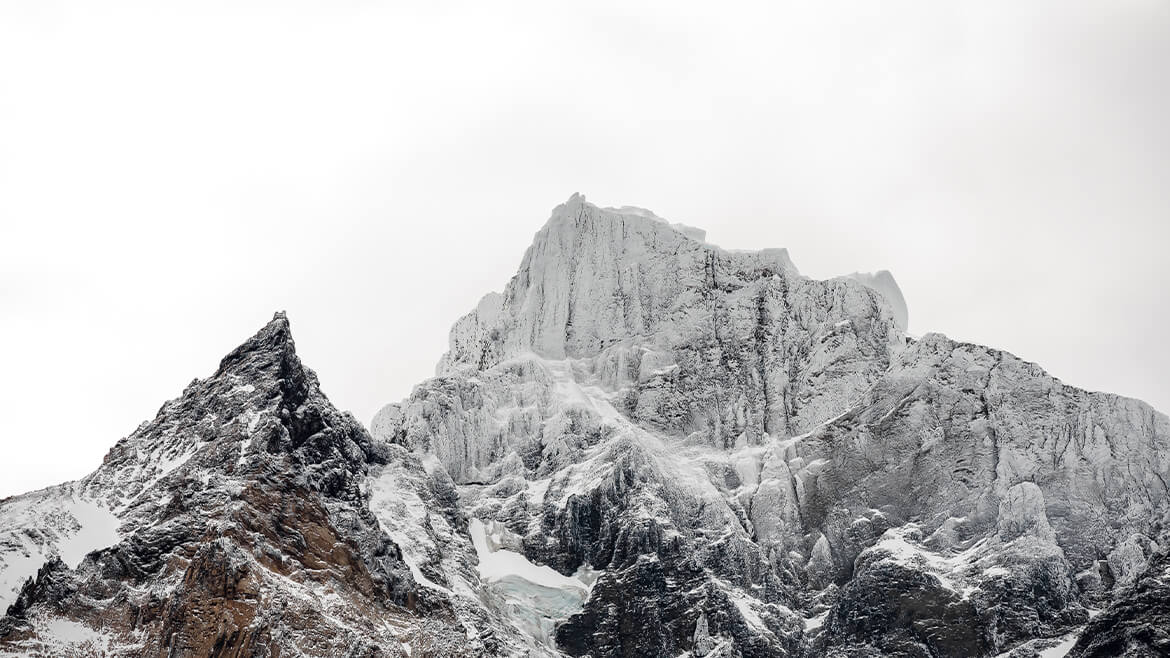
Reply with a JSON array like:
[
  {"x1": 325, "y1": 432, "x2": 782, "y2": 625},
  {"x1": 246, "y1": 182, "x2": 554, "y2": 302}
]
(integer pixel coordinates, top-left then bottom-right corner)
[
  {"x1": 375, "y1": 195, "x2": 1170, "y2": 657},
  {"x1": 997, "y1": 482, "x2": 1056, "y2": 543},
  {"x1": 847, "y1": 269, "x2": 909, "y2": 331},
  {"x1": 434, "y1": 194, "x2": 904, "y2": 448}
]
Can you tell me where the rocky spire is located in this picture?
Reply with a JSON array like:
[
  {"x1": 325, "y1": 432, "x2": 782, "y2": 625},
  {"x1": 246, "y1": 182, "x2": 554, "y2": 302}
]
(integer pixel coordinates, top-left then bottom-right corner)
[{"x1": 213, "y1": 310, "x2": 301, "y2": 380}]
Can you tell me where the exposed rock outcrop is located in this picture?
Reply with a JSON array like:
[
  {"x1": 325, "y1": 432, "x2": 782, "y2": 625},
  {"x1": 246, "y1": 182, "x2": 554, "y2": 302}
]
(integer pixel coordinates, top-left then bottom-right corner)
[{"x1": 1071, "y1": 538, "x2": 1170, "y2": 657}]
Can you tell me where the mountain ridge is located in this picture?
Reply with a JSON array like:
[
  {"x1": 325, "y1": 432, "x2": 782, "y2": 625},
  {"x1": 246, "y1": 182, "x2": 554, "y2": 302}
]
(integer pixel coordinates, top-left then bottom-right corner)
[{"x1": 1, "y1": 199, "x2": 1167, "y2": 657}]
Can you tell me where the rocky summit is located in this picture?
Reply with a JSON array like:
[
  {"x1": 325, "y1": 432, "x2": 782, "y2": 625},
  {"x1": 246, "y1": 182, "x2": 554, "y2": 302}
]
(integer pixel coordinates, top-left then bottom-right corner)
[{"x1": 1, "y1": 195, "x2": 1168, "y2": 657}]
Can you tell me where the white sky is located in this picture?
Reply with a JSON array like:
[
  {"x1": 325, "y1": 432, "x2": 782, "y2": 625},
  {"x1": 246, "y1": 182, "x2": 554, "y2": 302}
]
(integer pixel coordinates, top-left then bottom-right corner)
[{"x1": 2, "y1": 1, "x2": 1168, "y2": 499}]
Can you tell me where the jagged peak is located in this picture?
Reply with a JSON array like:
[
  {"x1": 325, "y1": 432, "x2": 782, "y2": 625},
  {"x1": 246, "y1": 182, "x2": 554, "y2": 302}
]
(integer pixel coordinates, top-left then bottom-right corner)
[
  {"x1": 546, "y1": 192, "x2": 709, "y2": 246},
  {"x1": 846, "y1": 270, "x2": 909, "y2": 332},
  {"x1": 437, "y1": 196, "x2": 906, "y2": 373},
  {"x1": 214, "y1": 310, "x2": 298, "y2": 378}
]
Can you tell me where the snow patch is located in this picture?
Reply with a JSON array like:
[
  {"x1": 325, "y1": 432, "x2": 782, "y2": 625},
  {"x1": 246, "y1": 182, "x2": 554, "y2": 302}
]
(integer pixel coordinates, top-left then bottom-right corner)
[
  {"x1": 468, "y1": 517, "x2": 593, "y2": 647},
  {"x1": 0, "y1": 490, "x2": 121, "y2": 612},
  {"x1": 469, "y1": 518, "x2": 590, "y2": 593},
  {"x1": 42, "y1": 618, "x2": 107, "y2": 646},
  {"x1": 526, "y1": 478, "x2": 551, "y2": 506},
  {"x1": 247, "y1": 410, "x2": 264, "y2": 435},
  {"x1": 368, "y1": 465, "x2": 451, "y2": 594},
  {"x1": 804, "y1": 610, "x2": 829, "y2": 631},
  {"x1": 0, "y1": 540, "x2": 46, "y2": 615},
  {"x1": 731, "y1": 595, "x2": 765, "y2": 631},
  {"x1": 863, "y1": 525, "x2": 997, "y2": 598},
  {"x1": 542, "y1": 358, "x2": 623, "y2": 424},
  {"x1": 56, "y1": 497, "x2": 120, "y2": 569},
  {"x1": 1038, "y1": 631, "x2": 1080, "y2": 657}
]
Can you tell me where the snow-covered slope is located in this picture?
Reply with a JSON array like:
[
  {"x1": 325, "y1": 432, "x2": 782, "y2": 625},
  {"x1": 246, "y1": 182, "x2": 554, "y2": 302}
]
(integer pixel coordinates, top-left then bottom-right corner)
[{"x1": 0, "y1": 486, "x2": 120, "y2": 612}]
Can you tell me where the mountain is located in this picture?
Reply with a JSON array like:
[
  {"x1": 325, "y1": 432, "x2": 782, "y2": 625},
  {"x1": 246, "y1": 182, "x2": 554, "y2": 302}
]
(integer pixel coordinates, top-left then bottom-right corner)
[
  {"x1": 0, "y1": 313, "x2": 539, "y2": 656},
  {"x1": 2, "y1": 194, "x2": 1168, "y2": 657}
]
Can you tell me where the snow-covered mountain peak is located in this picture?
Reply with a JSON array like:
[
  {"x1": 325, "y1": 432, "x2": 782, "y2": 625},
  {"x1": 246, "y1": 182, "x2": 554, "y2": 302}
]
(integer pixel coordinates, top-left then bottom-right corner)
[
  {"x1": 543, "y1": 192, "x2": 709, "y2": 248},
  {"x1": 437, "y1": 196, "x2": 898, "y2": 387}
]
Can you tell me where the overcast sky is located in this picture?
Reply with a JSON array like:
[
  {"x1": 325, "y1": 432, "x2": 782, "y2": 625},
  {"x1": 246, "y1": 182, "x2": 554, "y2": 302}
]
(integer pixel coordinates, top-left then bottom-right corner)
[{"x1": 1, "y1": 0, "x2": 1167, "y2": 499}]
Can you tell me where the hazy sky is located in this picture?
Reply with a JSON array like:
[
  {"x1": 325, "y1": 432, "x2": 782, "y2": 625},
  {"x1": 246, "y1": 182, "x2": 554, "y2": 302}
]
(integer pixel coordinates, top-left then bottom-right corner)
[{"x1": 2, "y1": 1, "x2": 1168, "y2": 498}]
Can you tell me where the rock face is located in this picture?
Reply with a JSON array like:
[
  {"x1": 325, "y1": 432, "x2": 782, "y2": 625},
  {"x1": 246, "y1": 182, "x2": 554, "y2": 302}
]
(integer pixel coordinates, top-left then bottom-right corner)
[
  {"x1": 376, "y1": 196, "x2": 1170, "y2": 657},
  {"x1": 1070, "y1": 537, "x2": 1170, "y2": 657},
  {"x1": 2, "y1": 194, "x2": 1168, "y2": 657}
]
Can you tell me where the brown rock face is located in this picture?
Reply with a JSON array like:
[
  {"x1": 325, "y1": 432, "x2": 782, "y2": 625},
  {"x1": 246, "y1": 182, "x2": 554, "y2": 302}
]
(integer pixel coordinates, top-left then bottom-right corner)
[{"x1": 158, "y1": 540, "x2": 262, "y2": 657}]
